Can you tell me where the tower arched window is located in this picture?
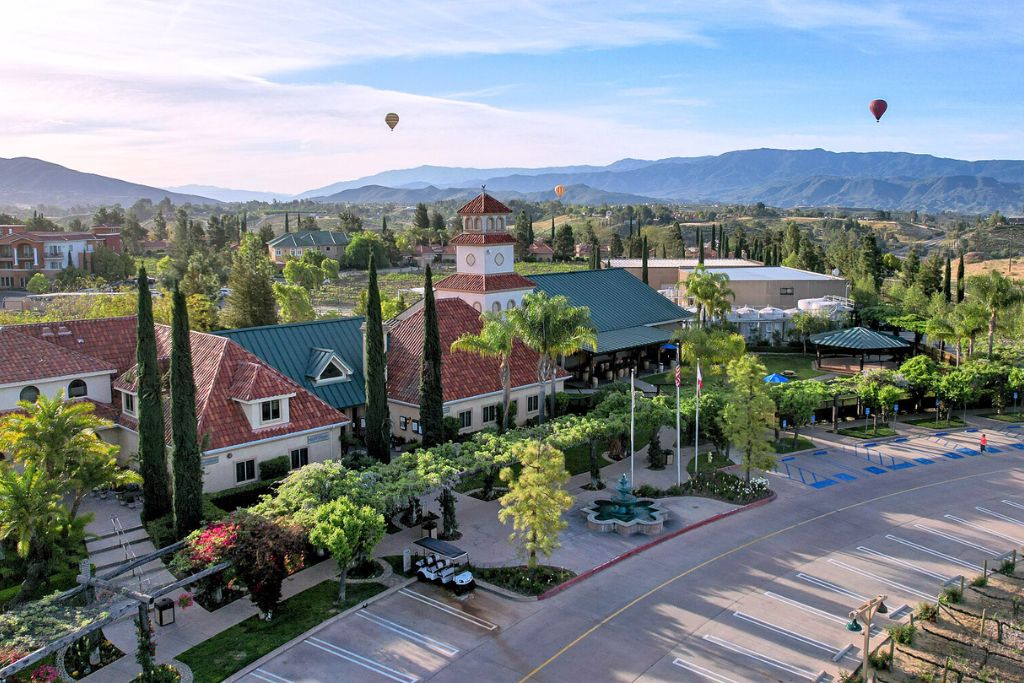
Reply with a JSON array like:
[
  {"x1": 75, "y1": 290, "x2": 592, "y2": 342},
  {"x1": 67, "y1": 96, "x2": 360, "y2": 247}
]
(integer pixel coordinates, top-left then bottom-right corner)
[
  {"x1": 486, "y1": 217, "x2": 494, "y2": 231},
  {"x1": 474, "y1": 217, "x2": 482, "y2": 231},
  {"x1": 68, "y1": 379, "x2": 87, "y2": 398},
  {"x1": 20, "y1": 386, "x2": 39, "y2": 403},
  {"x1": 507, "y1": 299, "x2": 516, "y2": 309},
  {"x1": 491, "y1": 301, "x2": 501, "y2": 313}
]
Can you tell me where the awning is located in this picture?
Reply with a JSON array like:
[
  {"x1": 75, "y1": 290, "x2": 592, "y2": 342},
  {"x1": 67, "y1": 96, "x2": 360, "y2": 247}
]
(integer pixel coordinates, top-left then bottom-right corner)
[
  {"x1": 595, "y1": 326, "x2": 674, "y2": 353},
  {"x1": 414, "y1": 537, "x2": 469, "y2": 563}
]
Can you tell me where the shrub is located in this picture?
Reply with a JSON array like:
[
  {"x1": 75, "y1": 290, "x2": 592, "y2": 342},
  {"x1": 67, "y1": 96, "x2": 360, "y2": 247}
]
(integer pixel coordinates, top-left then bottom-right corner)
[
  {"x1": 207, "y1": 479, "x2": 281, "y2": 513},
  {"x1": 998, "y1": 558, "x2": 1016, "y2": 576},
  {"x1": 646, "y1": 427, "x2": 666, "y2": 470},
  {"x1": 869, "y1": 648, "x2": 892, "y2": 670},
  {"x1": 915, "y1": 602, "x2": 938, "y2": 621},
  {"x1": 970, "y1": 574, "x2": 988, "y2": 587},
  {"x1": 887, "y1": 622, "x2": 915, "y2": 645},
  {"x1": 259, "y1": 456, "x2": 290, "y2": 481},
  {"x1": 940, "y1": 586, "x2": 962, "y2": 604}
]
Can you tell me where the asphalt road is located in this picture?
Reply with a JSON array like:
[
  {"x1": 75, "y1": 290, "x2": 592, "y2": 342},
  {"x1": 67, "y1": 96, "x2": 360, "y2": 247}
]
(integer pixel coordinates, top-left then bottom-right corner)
[{"x1": 237, "y1": 428, "x2": 1024, "y2": 683}]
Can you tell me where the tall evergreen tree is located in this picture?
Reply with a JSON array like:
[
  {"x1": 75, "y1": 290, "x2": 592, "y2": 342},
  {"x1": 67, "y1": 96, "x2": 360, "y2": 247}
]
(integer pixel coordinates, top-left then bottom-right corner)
[
  {"x1": 284, "y1": 212, "x2": 290, "y2": 233},
  {"x1": 697, "y1": 226, "x2": 705, "y2": 265},
  {"x1": 550, "y1": 216, "x2": 555, "y2": 243},
  {"x1": 943, "y1": 253, "x2": 952, "y2": 302},
  {"x1": 956, "y1": 250, "x2": 966, "y2": 302},
  {"x1": 641, "y1": 235, "x2": 649, "y2": 284},
  {"x1": 363, "y1": 254, "x2": 390, "y2": 463},
  {"x1": 419, "y1": 266, "x2": 444, "y2": 447},
  {"x1": 136, "y1": 267, "x2": 169, "y2": 521},
  {"x1": 514, "y1": 210, "x2": 533, "y2": 258},
  {"x1": 610, "y1": 232, "x2": 624, "y2": 258},
  {"x1": 221, "y1": 233, "x2": 278, "y2": 329},
  {"x1": 413, "y1": 203, "x2": 430, "y2": 232},
  {"x1": 170, "y1": 284, "x2": 202, "y2": 537},
  {"x1": 240, "y1": 211, "x2": 248, "y2": 234},
  {"x1": 710, "y1": 224, "x2": 717, "y2": 254}
]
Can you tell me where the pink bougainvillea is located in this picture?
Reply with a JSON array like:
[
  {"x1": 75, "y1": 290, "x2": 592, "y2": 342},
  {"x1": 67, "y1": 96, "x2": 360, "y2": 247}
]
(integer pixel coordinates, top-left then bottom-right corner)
[
  {"x1": 0, "y1": 647, "x2": 27, "y2": 667},
  {"x1": 29, "y1": 664, "x2": 59, "y2": 683},
  {"x1": 185, "y1": 521, "x2": 239, "y2": 567},
  {"x1": 176, "y1": 592, "x2": 194, "y2": 610}
]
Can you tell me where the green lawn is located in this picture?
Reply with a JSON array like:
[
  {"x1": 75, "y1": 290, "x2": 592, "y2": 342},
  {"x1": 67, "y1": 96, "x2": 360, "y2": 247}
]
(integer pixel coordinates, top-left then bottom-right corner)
[
  {"x1": 514, "y1": 261, "x2": 588, "y2": 276},
  {"x1": 982, "y1": 412, "x2": 1024, "y2": 423},
  {"x1": 562, "y1": 441, "x2": 612, "y2": 475},
  {"x1": 178, "y1": 580, "x2": 387, "y2": 683},
  {"x1": 755, "y1": 354, "x2": 822, "y2": 381},
  {"x1": 772, "y1": 436, "x2": 816, "y2": 453},
  {"x1": 687, "y1": 452, "x2": 733, "y2": 473},
  {"x1": 907, "y1": 417, "x2": 967, "y2": 429},
  {"x1": 837, "y1": 425, "x2": 899, "y2": 439}
]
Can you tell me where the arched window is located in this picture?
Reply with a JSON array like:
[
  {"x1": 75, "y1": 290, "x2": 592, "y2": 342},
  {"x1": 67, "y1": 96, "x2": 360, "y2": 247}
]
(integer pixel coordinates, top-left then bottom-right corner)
[
  {"x1": 473, "y1": 302, "x2": 482, "y2": 312},
  {"x1": 491, "y1": 301, "x2": 501, "y2": 313},
  {"x1": 474, "y1": 217, "x2": 482, "y2": 231},
  {"x1": 507, "y1": 299, "x2": 516, "y2": 309},
  {"x1": 68, "y1": 379, "x2": 87, "y2": 398},
  {"x1": 19, "y1": 385, "x2": 39, "y2": 403},
  {"x1": 486, "y1": 217, "x2": 494, "y2": 231}
]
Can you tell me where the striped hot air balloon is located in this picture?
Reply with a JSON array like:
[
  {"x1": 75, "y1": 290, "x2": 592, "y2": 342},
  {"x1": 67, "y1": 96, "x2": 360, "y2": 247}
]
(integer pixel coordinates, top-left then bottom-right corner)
[
  {"x1": 554, "y1": 184, "x2": 566, "y2": 199},
  {"x1": 384, "y1": 113, "x2": 400, "y2": 131}
]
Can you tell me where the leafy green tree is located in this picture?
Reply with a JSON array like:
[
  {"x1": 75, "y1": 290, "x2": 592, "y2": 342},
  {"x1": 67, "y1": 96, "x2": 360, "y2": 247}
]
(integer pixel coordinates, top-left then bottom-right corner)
[
  {"x1": 917, "y1": 253, "x2": 944, "y2": 296},
  {"x1": 137, "y1": 266, "x2": 169, "y2": 521},
  {"x1": 419, "y1": 266, "x2": 444, "y2": 447},
  {"x1": 153, "y1": 209, "x2": 168, "y2": 241},
  {"x1": 772, "y1": 380, "x2": 826, "y2": 447},
  {"x1": 180, "y1": 251, "x2": 220, "y2": 299},
  {"x1": 26, "y1": 273, "x2": 49, "y2": 294},
  {"x1": 790, "y1": 312, "x2": 830, "y2": 353},
  {"x1": 451, "y1": 311, "x2": 518, "y2": 433},
  {"x1": 967, "y1": 270, "x2": 1023, "y2": 357},
  {"x1": 672, "y1": 327, "x2": 746, "y2": 375},
  {"x1": 0, "y1": 462, "x2": 65, "y2": 605},
  {"x1": 309, "y1": 497, "x2": 386, "y2": 602},
  {"x1": 344, "y1": 231, "x2": 389, "y2": 270},
  {"x1": 258, "y1": 222, "x2": 275, "y2": 244},
  {"x1": 664, "y1": 223, "x2": 685, "y2": 257},
  {"x1": 901, "y1": 247, "x2": 921, "y2": 287},
  {"x1": 320, "y1": 258, "x2": 339, "y2": 280},
  {"x1": 222, "y1": 233, "x2": 278, "y2": 329},
  {"x1": 514, "y1": 210, "x2": 533, "y2": 258},
  {"x1": 553, "y1": 224, "x2": 574, "y2": 261},
  {"x1": 170, "y1": 285, "x2": 203, "y2": 538},
  {"x1": 364, "y1": 254, "x2": 390, "y2": 463},
  {"x1": 721, "y1": 355, "x2": 776, "y2": 482},
  {"x1": 283, "y1": 259, "x2": 322, "y2": 292},
  {"x1": 898, "y1": 355, "x2": 937, "y2": 412},
  {"x1": 121, "y1": 214, "x2": 147, "y2": 255},
  {"x1": 610, "y1": 232, "x2": 624, "y2": 258},
  {"x1": 229, "y1": 512, "x2": 306, "y2": 618},
  {"x1": 498, "y1": 441, "x2": 572, "y2": 569},
  {"x1": 506, "y1": 291, "x2": 596, "y2": 423},
  {"x1": 272, "y1": 283, "x2": 315, "y2": 323},
  {"x1": 337, "y1": 209, "x2": 362, "y2": 232},
  {"x1": 413, "y1": 203, "x2": 430, "y2": 232},
  {"x1": 91, "y1": 245, "x2": 134, "y2": 281}
]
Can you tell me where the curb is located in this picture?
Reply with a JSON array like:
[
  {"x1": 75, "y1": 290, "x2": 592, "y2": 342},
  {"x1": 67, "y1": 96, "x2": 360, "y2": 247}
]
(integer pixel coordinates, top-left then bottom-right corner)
[
  {"x1": 537, "y1": 491, "x2": 777, "y2": 600},
  {"x1": 473, "y1": 578, "x2": 538, "y2": 603},
  {"x1": 223, "y1": 576, "x2": 417, "y2": 683}
]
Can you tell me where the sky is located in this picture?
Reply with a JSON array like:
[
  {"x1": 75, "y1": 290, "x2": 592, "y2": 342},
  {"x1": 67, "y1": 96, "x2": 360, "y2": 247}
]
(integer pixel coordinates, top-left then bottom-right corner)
[{"x1": 2, "y1": 1, "x2": 1022, "y2": 194}]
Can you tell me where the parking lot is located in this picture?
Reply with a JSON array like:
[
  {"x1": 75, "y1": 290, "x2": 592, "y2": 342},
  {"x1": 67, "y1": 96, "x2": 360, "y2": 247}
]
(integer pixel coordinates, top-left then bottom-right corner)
[{"x1": 238, "y1": 582, "x2": 539, "y2": 683}]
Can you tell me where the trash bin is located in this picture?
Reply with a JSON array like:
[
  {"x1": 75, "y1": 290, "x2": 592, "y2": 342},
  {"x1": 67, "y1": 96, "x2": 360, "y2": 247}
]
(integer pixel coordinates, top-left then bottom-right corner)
[{"x1": 155, "y1": 597, "x2": 175, "y2": 626}]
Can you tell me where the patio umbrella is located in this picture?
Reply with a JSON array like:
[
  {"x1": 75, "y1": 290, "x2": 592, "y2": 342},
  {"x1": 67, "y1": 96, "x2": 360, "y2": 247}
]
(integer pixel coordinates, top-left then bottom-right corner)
[{"x1": 763, "y1": 372, "x2": 790, "y2": 383}]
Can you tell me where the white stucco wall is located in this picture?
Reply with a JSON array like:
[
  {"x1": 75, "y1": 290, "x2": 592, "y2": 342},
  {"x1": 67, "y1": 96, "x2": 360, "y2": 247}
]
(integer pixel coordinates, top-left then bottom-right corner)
[
  {"x1": 455, "y1": 244, "x2": 515, "y2": 276},
  {"x1": 0, "y1": 372, "x2": 113, "y2": 411},
  {"x1": 199, "y1": 427, "x2": 341, "y2": 492}
]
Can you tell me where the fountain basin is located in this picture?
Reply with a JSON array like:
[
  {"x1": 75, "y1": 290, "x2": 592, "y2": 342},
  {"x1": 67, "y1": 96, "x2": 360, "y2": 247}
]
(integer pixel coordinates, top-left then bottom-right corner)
[{"x1": 581, "y1": 499, "x2": 668, "y2": 535}]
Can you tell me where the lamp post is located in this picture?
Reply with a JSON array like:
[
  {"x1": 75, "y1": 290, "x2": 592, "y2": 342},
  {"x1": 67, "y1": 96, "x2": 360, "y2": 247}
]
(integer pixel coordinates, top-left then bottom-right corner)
[
  {"x1": 846, "y1": 594, "x2": 888, "y2": 680},
  {"x1": 661, "y1": 343, "x2": 682, "y2": 487}
]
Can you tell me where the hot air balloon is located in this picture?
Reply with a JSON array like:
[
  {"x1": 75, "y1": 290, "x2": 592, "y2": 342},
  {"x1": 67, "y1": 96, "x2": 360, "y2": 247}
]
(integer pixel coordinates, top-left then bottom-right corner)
[
  {"x1": 554, "y1": 184, "x2": 566, "y2": 199},
  {"x1": 385, "y1": 113, "x2": 399, "y2": 131},
  {"x1": 869, "y1": 99, "x2": 887, "y2": 122}
]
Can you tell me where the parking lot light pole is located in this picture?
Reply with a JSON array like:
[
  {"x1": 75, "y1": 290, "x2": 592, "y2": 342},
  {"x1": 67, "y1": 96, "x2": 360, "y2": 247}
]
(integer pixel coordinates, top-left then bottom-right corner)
[{"x1": 846, "y1": 594, "x2": 888, "y2": 680}]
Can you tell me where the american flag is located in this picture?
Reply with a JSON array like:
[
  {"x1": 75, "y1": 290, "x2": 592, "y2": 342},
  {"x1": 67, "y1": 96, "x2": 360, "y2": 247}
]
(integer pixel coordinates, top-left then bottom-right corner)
[
  {"x1": 696, "y1": 362, "x2": 703, "y2": 397},
  {"x1": 674, "y1": 364, "x2": 681, "y2": 388}
]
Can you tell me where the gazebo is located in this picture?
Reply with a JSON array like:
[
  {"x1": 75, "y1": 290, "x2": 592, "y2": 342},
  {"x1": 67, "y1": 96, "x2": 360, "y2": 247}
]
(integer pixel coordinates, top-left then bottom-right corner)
[{"x1": 810, "y1": 326, "x2": 911, "y2": 372}]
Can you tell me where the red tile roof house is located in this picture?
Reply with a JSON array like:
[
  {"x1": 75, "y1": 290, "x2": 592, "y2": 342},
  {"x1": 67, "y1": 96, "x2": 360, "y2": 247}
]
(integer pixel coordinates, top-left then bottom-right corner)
[
  {"x1": 0, "y1": 317, "x2": 348, "y2": 492},
  {"x1": 0, "y1": 224, "x2": 123, "y2": 289}
]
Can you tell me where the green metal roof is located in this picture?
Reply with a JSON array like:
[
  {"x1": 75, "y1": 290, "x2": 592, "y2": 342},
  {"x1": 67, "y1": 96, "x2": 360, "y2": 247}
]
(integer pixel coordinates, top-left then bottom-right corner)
[
  {"x1": 216, "y1": 317, "x2": 365, "y2": 410},
  {"x1": 809, "y1": 326, "x2": 910, "y2": 350},
  {"x1": 530, "y1": 269, "x2": 691, "y2": 352},
  {"x1": 267, "y1": 230, "x2": 349, "y2": 248}
]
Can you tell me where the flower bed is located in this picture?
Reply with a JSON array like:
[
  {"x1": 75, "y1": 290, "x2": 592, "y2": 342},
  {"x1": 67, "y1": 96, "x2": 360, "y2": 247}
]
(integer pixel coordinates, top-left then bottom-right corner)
[
  {"x1": 636, "y1": 471, "x2": 771, "y2": 505},
  {"x1": 471, "y1": 565, "x2": 576, "y2": 596},
  {"x1": 837, "y1": 425, "x2": 899, "y2": 439},
  {"x1": 61, "y1": 632, "x2": 124, "y2": 680}
]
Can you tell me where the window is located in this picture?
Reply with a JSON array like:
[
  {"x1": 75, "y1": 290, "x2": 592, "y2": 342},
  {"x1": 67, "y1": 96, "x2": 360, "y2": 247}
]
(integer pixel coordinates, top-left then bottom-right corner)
[
  {"x1": 458, "y1": 410, "x2": 472, "y2": 429},
  {"x1": 507, "y1": 299, "x2": 515, "y2": 309},
  {"x1": 491, "y1": 301, "x2": 501, "y2": 313},
  {"x1": 482, "y1": 404, "x2": 499, "y2": 423},
  {"x1": 494, "y1": 252, "x2": 504, "y2": 266},
  {"x1": 473, "y1": 302, "x2": 482, "y2": 312},
  {"x1": 235, "y1": 459, "x2": 256, "y2": 483},
  {"x1": 528, "y1": 395, "x2": 539, "y2": 412},
  {"x1": 19, "y1": 386, "x2": 39, "y2": 403},
  {"x1": 68, "y1": 379, "x2": 87, "y2": 398},
  {"x1": 400, "y1": 416, "x2": 408, "y2": 431},
  {"x1": 290, "y1": 448, "x2": 309, "y2": 470},
  {"x1": 260, "y1": 399, "x2": 281, "y2": 423},
  {"x1": 411, "y1": 419, "x2": 421, "y2": 434},
  {"x1": 780, "y1": 287, "x2": 794, "y2": 296},
  {"x1": 465, "y1": 253, "x2": 476, "y2": 266},
  {"x1": 122, "y1": 392, "x2": 136, "y2": 415}
]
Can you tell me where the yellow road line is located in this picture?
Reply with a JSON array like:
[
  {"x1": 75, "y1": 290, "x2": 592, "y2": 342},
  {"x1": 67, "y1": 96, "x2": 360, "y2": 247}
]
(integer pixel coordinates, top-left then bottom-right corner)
[{"x1": 519, "y1": 466, "x2": 1020, "y2": 681}]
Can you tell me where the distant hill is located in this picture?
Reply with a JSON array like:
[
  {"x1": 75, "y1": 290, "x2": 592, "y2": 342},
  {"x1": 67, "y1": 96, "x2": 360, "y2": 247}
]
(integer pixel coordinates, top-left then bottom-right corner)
[
  {"x1": 0, "y1": 157, "x2": 218, "y2": 208},
  {"x1": 166, "y1": 184, "x2": 293, "y2": 203},
  {"x1": 301, "y1": 149, "x2": 1024, "y2": 213},
  {"x1": 313, "y1": 183, "x2": 663, "y2": 206}
]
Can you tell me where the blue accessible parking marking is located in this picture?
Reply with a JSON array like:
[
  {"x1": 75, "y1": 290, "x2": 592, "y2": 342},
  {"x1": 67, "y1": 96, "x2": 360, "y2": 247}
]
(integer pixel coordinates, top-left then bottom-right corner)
[
  {"x1": 964, "y1": 428, "x2": 978, "y2": 433},
  {"x1": 809, "y1": 479, "x2": 837, "y2": 488},
  {"x1": 833, "y1": 473, "x2": 857, "y2": 481},
  {"x1": 893, "y1": 437, "x2": 909, "y2": 443},
  {"x1": 781, "y1": 456, "x2": 796, "y2": 462},
  {"x1": 985, "y1": 446, "x2": 1002, "y2": 453},
  {"x1": 943, "y1": 452, "x2": 964, "y2": 460},
  {"x1": 914, "y1": 458, "x2": 936, "y2": 465},
  {"x1": 1012, "y1": 444, "x2": 1024, "y2": 450},
  {"x1": 887, "y1": 462, "x2": 916, "y2": 470},
  {"x1": 957, "y1": 447, "x2": 978, "y2": 456},
  {"x1": 865, "y1": 466, "x2": 887, "y2": 474}
]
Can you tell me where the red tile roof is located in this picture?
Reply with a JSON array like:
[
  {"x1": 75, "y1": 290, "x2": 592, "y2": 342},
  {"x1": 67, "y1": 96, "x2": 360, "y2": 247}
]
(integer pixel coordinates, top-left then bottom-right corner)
[
  {"x1": 448, "y1": 232, "x2": 517, "y2": 245},
  {"x1": 434, "y1": 272, "x2": 536, "y2": 293},
  {"x1": 456, "y1": 192, "x2": 512, "y2": 216},
  {"x1": 0, "y1": 328, "x2": 116, "y2": 384},
  {"x1": 528, "y1": 242, "x2": 554, "y2": 254},
  {"x1": 387, "y1": 297, "x2": 564, "y2": 405},
  {"x1": 13, "y1": 317, "x2": 140, "y2": 377},
  {"x1": 229, "y1": 361, "x2": 296, "y2": 402}
]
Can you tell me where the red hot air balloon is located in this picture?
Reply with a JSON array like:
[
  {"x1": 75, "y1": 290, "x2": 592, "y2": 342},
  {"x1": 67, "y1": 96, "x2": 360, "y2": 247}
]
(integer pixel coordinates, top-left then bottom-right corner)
[
  {"x1": 554, "y1": 184, "x2": 566, "y2": 199},
  {"x1": 869, "y1": 99, "x2": 887, "y2": 122}
]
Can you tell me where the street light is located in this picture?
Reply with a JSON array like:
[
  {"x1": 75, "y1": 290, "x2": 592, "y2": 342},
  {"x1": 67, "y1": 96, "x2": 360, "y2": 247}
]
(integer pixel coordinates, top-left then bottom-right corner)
[{"x1": 846, "y1": 595, "x2": 888, "y2": 679}]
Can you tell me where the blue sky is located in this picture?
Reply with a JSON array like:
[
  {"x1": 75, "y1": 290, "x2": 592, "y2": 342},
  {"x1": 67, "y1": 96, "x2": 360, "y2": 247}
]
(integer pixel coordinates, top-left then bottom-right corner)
[{"x1": 1, "y1": 1, "x2": 1021, "y2": 192}]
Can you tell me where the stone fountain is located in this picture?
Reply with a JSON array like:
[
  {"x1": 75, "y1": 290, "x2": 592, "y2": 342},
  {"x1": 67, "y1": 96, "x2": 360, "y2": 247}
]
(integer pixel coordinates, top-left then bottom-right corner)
[{"x1": 581, "y1": 474, "x2": 668, "y2": 536}]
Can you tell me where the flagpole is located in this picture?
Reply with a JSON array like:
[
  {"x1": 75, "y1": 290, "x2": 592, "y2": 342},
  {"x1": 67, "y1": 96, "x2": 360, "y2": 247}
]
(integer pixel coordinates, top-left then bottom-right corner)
[
  {"x1": 630, "y1": 368, "x2": 636, "y2": 490},
  {"x1": 675, "y1": 350, "x2": 681, "y2": 487},
  {"x1": 694, "y1": 359, "x2": 701, "y2": 479}
]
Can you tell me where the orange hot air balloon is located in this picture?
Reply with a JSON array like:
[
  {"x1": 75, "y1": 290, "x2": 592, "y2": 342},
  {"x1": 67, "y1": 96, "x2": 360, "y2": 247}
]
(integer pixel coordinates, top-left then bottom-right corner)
[
  {"x1": 869, "y1": 99, "x2": 887, "y2": 122},
  {"x1": 384, "y1": 113, "x2": 399, "y2": 131},
  {"x1": 554, "y1": 184, "x2": 566, "y2": 199}
]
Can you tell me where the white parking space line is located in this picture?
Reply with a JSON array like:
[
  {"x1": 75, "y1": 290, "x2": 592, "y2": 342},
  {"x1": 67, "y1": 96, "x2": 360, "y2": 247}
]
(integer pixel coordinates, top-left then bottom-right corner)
[
  {"x1": 398, "y1": 589, "x2": 498, "y2": 631},
  {"x1": 1001, "y1": 500, "x2": 1024, "y2": 512},
  {"x1": 828, "y1": 559, "x2": 936, "y2": 601},
  {"x1": 857, "y1": 546, "x2": 949, "y2": 581},
  {"x1": 672, "y1": 658, "x2": 742, "y2": 683},
  {"x1": 797, "y1": 573, "x2": 866, "y2": 601},
  {"x1": 913, "y1": 524, "x2": 997, "y2": 555},
  {"x1": 357, "y1": 610, "x2": 460, "y2": 656},
  {"x1": 885, "y1": 535, "x2": 982, "y2": 571},
  {"x1": 976, "y1": 506, "x2": 1024, "y2": 529},
  {"x1": 305, "y1": 637, "x2": 418, "y2": 683},
  {"x1": 945, "y1": 514, "x2": 1024, "y2": 545},
  {"x1": 733, "y1": 611, "x2": 855, "y2": 661},
  {"x1": 702, "y1": 635, "x2": 820, "y2": 681},
  {"x1": 250, "y1": 670, "x2": 294, "y2": 683},
  {"x1": 764, "y1": 591, "x2": 848, "y2": 626}
]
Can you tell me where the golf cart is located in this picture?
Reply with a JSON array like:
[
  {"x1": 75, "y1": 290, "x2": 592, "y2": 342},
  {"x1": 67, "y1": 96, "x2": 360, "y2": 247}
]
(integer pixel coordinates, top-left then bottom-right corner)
[{"x1": 413, "y1": 537, "x2": 476, "y2": 595}]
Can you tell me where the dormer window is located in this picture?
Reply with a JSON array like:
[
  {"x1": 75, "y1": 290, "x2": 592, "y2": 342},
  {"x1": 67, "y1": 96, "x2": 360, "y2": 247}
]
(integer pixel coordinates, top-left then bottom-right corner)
[
  {"x1": 260, "y1": 399, "x2": 281, "y2": 423},
  {"x1": 307, "y1": 349, "x2": 353, "y2": 386},
  {"x1": 122, "y1": 391, "x2": 136, "y2": 416}
]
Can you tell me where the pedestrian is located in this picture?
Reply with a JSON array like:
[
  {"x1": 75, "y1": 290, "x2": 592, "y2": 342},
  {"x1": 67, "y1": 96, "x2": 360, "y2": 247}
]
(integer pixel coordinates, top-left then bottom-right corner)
[{"x1": 980, "y1": 433, "x2": 988, "y2": 453}]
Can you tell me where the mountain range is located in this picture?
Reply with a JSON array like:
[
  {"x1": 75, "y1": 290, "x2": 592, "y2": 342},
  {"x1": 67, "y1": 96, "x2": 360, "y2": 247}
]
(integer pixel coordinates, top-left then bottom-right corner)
[{"x1": 3, "y1": 149, "x2": 1024, "y2": 213}]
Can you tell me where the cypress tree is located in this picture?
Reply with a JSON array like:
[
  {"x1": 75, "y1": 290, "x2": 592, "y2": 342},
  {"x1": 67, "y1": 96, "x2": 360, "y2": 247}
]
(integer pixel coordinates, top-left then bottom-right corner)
[
  {"x1": 697, "y1": 226, "x2": 705, "y2": 265},
  {"x1": 710, "y1": 224, "x2": 717, "y2": 254},
  {"x1": 364, "y1": 254, "x2": 390, "y2": 463},
  {"x1": 550, "y1": 216, "x2": 555, "y2": 243},
  {"x1": 943, "y1": 253, "x2": 952, "y2": 302},
  {"x1": 136, "y1": 266, "x2": 169, "y2": 522},
  {"x1": 170, "y1": 284, "x2": 202, "y2": 538},
  {"x1": 284, "y1": 212, "x2": 290, "y2": 233},
  {"x1": 419, "y1": 266, "x2": 444, "y2": 447},
  {"x1": 956, "y1": 250, "x2": 965, "y2": 302},
  {"x1": 641, "y1": 236, "x2": 649, "y2": 284}
]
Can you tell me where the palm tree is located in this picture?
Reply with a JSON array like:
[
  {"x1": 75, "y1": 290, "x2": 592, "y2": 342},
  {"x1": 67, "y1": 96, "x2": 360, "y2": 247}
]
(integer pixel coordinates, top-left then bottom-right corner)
[
  {"x1": 684, "y1": 266, "x2": 735, "y2": 327},
  {"x1": 507, "y1": 291, "x2": 596, "y2": 423},
  {"x1": 967, "y1": 271, "x2": 1023, "y2": 356},
  {"x1": 0, "y1": 462, "x2": 67, "y2": 605},
  {"x1": 451, "y1": 311, "x2": 518, "y2": 433},
  {"x1": 926, "y1": 302, "x2": 986, "y2": 366}
]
